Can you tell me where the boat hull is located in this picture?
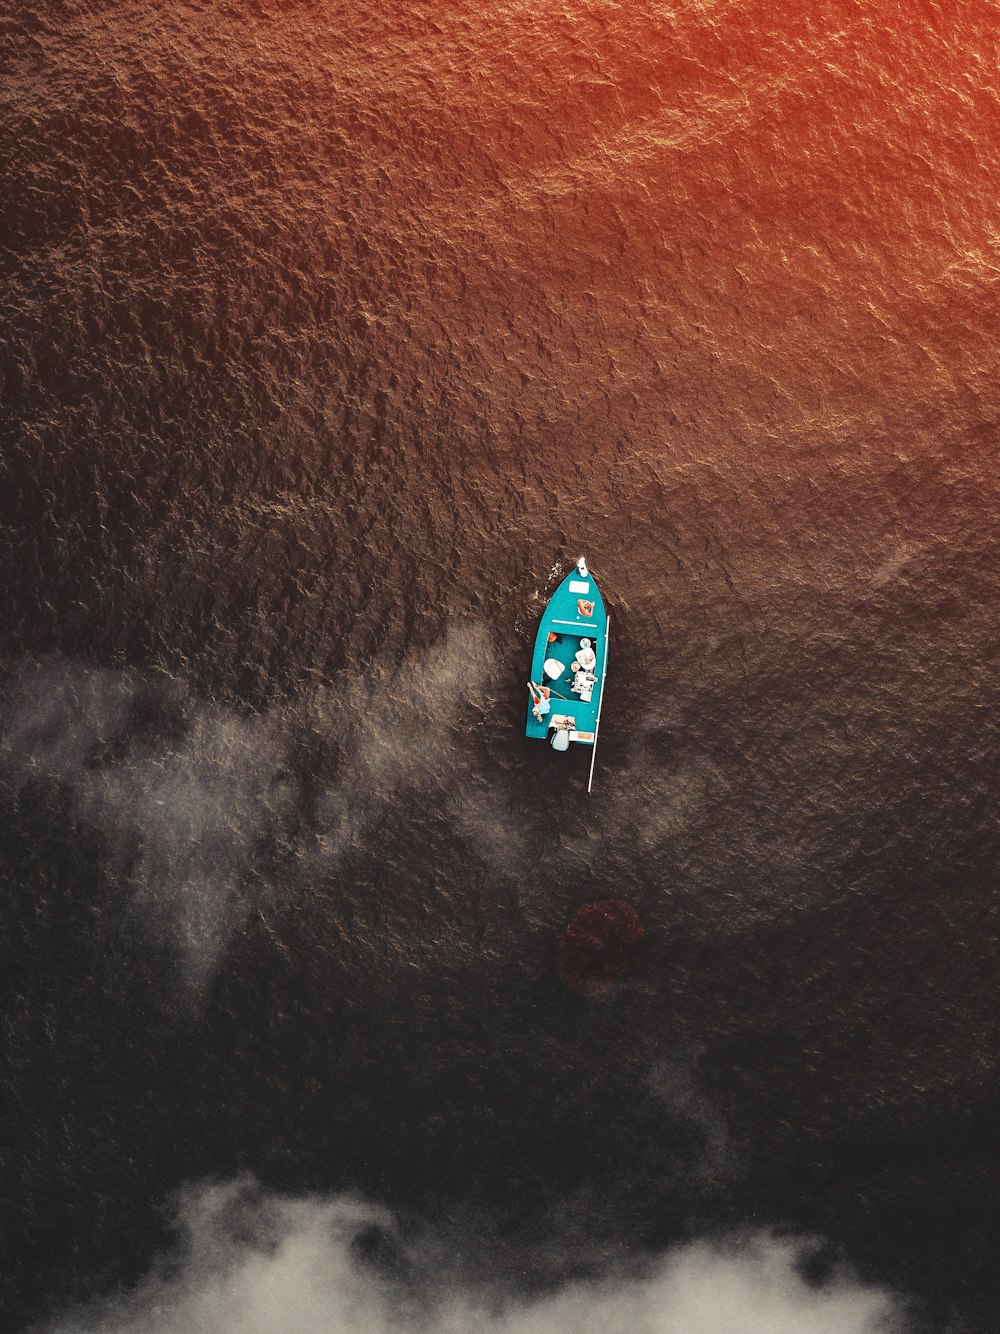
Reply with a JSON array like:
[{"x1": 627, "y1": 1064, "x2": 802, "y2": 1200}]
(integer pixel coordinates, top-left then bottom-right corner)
[{"x1": 526, "y1": 562, "x2": 608, "y2": 747}]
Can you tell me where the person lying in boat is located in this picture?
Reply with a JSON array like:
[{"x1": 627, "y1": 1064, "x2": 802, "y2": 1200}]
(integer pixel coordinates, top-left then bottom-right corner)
[
  {"x1": 527, "y1": 681, "x2": 552, "y2": 720},
  {"x1": 573, "y1": 638, "x2": 597, "y2": 671}
]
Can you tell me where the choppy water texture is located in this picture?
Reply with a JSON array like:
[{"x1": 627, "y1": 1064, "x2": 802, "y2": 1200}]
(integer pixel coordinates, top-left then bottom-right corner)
[{"x1": 2, "y1": 1, "x2": 999, "y2": 1330}]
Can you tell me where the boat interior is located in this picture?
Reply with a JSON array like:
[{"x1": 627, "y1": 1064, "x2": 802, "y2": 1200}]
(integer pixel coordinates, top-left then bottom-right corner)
[{"x1": 539, "y1": 632, "x2": 600, "y2": 704}]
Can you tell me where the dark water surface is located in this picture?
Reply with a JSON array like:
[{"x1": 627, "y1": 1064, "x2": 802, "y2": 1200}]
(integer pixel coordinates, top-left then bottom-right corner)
[{"x1": 2, "y1": 1, "x2": 999, "y2": 1330}]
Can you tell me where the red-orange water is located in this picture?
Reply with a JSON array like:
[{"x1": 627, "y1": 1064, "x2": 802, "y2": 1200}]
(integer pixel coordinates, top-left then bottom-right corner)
[{"x1": 2, "y1": 1, "x2": 999, "y2": 1330}]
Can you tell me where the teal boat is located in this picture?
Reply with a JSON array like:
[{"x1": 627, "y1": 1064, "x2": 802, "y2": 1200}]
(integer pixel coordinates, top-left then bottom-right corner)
[{"x1": 525, "y1": 556, "x2": 610, "y2": 791}]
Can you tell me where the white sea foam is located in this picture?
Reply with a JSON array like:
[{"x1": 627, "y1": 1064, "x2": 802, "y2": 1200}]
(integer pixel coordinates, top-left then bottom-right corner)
[{"x1": 46, "y1": 1180, "x2": 903, "y2": 1334}]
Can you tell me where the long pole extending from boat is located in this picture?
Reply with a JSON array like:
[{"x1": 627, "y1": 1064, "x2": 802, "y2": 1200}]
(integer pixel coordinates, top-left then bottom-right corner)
[{"x1": 587, "y1": 612, "x2": 609, "y2": 794}]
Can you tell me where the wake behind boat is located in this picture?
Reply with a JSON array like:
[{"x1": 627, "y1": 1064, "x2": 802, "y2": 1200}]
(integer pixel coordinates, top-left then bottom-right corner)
[{"x1": 525, "y1": 556, "x2": 609, "y2": 791}]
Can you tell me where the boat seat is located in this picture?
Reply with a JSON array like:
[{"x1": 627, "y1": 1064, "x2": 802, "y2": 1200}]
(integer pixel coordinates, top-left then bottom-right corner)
[{"x1": 543, "y1": 657, "x2": 566, "y2": 681}]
